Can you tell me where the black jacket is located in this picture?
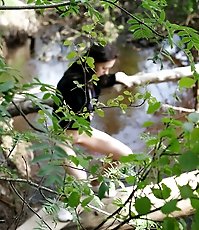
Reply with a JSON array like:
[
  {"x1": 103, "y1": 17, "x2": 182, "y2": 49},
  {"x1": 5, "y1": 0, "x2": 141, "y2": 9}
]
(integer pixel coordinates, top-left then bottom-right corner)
[{"x1": 53, "y1": 62, "x2": 117, "y2": 129}]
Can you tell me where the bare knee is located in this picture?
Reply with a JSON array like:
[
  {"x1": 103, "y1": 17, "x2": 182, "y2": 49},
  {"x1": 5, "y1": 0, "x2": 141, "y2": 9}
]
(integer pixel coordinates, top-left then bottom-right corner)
[{"x1": 110, "y1": 144, "x2": 133, "y2": 161}]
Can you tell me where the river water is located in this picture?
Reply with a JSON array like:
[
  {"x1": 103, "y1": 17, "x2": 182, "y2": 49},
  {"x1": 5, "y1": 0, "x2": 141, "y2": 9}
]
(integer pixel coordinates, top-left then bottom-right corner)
[{"x1": 6, "y1": 30, "x2": 194, "y2": 153}]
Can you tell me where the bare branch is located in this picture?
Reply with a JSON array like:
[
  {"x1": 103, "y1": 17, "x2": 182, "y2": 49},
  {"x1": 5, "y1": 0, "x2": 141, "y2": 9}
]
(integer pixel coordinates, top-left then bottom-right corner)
[
  {"x1": 101, "y1": 0, "x2": 165, "y2": 39},
  {"x1": 11, "y1": 100, "x2": 45, "y2": 133},
  {"x1": 0, "y1": 1, "x2": 70, "y2": 10},
  {"x1": 162, "y1": 103, "x2": 199, "y2": 113},
  {"x1": 10, "y1": 182, "x2": 53, "y2": 230},
  {"x1": 0, "y1": 176, "x2": 57, "y2": 195}
]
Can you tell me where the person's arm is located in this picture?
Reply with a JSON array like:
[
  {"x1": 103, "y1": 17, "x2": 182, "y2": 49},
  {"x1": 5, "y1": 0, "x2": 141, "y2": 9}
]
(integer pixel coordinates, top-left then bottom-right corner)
[
  {"x1": 99, "y1": 72, "x2": 132, "y2": 88},
  {"x1": 115, "y1": 72, "x2": 133, "y2": 88},
  {"x1": 98, "y1": 74, "x2": 116, "y2": 88}
]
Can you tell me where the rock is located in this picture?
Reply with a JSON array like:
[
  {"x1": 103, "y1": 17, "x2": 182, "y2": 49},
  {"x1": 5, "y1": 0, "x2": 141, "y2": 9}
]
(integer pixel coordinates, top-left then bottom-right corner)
[
  {"x1": 0, "y1": 0, "x2": 39, "y2": 47},
  {"x1": 0, "y1": 119, "x2": 34, "y2": 177}
]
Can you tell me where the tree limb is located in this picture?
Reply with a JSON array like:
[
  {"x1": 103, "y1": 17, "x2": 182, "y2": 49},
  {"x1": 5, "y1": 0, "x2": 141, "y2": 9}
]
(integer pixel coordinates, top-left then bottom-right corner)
[{"x1": 0, "y1": 1, "x2": 70, "y2": 10}]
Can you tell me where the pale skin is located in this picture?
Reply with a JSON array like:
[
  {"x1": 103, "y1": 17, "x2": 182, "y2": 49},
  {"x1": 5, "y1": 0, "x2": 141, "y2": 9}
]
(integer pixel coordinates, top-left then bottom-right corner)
[{"x1": 63, "y1": 59, "x2": 133, "y2": 181}]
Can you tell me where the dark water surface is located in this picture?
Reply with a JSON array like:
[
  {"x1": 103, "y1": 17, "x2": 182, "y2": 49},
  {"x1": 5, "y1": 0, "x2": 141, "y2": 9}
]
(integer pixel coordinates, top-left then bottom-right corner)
[{"x1": 6, "y1": 32, "x2": 192, "y2": 153}]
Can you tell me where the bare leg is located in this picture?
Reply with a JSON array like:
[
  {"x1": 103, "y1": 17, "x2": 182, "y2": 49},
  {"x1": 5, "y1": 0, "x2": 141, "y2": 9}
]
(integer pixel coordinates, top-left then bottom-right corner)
[
  {"x1": 64, "y1": 127, "x2": 133, "y2": 185},
  {"x1": 59, "y1": 143, "x2": 87, "y2": 180},
  {"x1": 66, "y1": 127, "x2": 133, "y2": 160}
]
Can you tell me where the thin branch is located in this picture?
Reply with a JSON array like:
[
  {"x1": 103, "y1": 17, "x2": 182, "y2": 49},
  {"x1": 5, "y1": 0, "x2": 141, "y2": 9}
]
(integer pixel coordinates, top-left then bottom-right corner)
[
  {"x1": 101, "y1": 0, "x2": 165, "y2": 39},
  {"x1": 11, "y1": 100, "x2": 45, "y2": 133},
  {"x1": 9, "y1": 174, "x2": 27, "y2": 229},
  {"x1": 0, "y1": 177, "x2": 57, "y2": 195},
  {"x1": 9, "y1": 182, "x2": 53, "y2": 230},
  {"x1": 162, "y1": 103, "x2": 198, "y2": 113},
  {"x1": 0, "y1": 1, "x2": 70, "y2": 10}
]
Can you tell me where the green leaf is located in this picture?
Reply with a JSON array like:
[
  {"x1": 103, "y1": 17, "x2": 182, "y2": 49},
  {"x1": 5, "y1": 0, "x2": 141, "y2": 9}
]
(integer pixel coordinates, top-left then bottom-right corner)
[
  {"x1": 191, "y1": 211, "x2": 199, "y2": 230},
  {"x1": 0, "y1": 81, "x2": 15, "y2": 92},
  {"x1": 64, "y1": 40, "x2": 72, "y2": 46},
  {"x1": 68, "y1": 191, "x2": 81, "y2": 207},
  {"x1": 86, "y1": 57, "x2": 95, "y2": 68},
  {"x1": 152, "y1": 183, "x2": 171, "y2": 200},
  {"x1": 123, "y1": 90, "x2": 131, "y2": 96},
  {"x1": 77, "y1": 156, "x2": 89, "y2": 168},
  {"x1": 179, "y1": 185, "x2": 194, "y2": 199},
  {"x1": 117, "y1": 95, "x2": 124, "y2": 101},
  {"x1": 162, "y1": 217, "x2": 179, "y2": 230},
  {"x1": 0, "y1": 105, "x2": 11, "y2": 117},
  {"x1": 95, "y1": 108, "x2": 104, "y2": 117},
  {"x1": 53, "y1": 145, "x2": 67, "y2": 158},
  {"x1": 67, "y1": 51, "x2": 77, "y2": 59},
  {"x1": 183, "y1": 122, "x2": 194, "y2": 132},
  {"x1": 179, "y1": 77, "x2": 196, "y2": 88},
  {"x1": 159, "y1": 10, "x2": 165, "y2": 22},
  {"x1": 91, "y1": 74, "x2": 99, "y2": 82},
  {"x1": 30, "y1": 143, "x2": 50, "y2": 151},
  {"x1": 68, "y1": 155, "x2": 79, "y2": 166},
  {"x1": 98, "y1": 182, "x2": 109, "y2": 199},
  {"x1": 90, "y1": 164, "x2": 99, "y2": 174},
  {"x1": 42, "y1": 92, "x2": 51, "y2": 100},
  {"x1": 125, "y1": 176, "x2": 136, "y2": 185},
  {"x1": 188, "y1": 113, "x2": 199, "y2": 123},
  {"x1": 81, "y1": 195, "x2": 94, "y2": 207},
  {"x1": 152, "y1": 188, "x2": 163, "y2": 200},
  {"x1": 32, "y1": 153, "x2": 53, "y2": 163},
  {"x1": 147, "y1": 101, "x2": 161, "y2": 114},
  {"x1": 190, "y1": 198, "x2": 199, "y2": 209},
  {"x1": 120, "y1": 153, "x2": 149, "y2": 163},
  {"x1": 161, "y1": 199, "x2": 180, "y2": 214},
  {"x1": 168, "y1": 139, "x2": 180, "y2": 152},
  {"x1": 142, "y1": 121, "x2": 154, "y2": 127},
  {"x1": 135, "y1": 197, "x2": 151, "y2": 215},
  {"x1": 159, "y1": 128, "x2": 175, "y2": 138},
  {"x1": 82, "y1": 24, "x2": 94, "y2": 33},
  {"x1": 179, "y1": 152, "x2": 199, "y2": 171}
]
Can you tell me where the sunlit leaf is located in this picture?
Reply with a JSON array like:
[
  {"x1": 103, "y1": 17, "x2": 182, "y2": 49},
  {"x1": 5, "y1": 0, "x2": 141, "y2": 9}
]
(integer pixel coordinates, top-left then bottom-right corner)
[
  {"x1": 147, "y1": 101, "x2": 161, "y2": 114},
  {"x1": 179, "y1": 77, "x2": 196, "y2": 88}
]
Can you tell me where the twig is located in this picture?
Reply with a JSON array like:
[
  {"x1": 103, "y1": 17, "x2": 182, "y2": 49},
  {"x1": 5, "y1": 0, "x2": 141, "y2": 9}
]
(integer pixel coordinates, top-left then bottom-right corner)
[
  {"x1": 101, "y1": 0, "x2": 165, "y2": 39},
  {"x1": 0, "y1": 1, "x2": 70, "y2": 10},
  {"x1": 162, "y1": 103, "x2": 198, "y2": 113},
  {"x1": 11, "y1": 100, "x2": 45, "y2": 133},
  {"x1": 9, "y1": 182, "x2": 53, "y2": 230},
  {"x1": 0, "y1": 177, "x2": 57, "y2": 195}
]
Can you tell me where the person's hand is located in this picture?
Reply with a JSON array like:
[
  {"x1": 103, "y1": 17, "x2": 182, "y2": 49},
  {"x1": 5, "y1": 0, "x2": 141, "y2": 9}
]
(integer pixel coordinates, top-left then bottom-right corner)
[{"x1": 115, "y1": 72, "x2": 133, "y2": 88}]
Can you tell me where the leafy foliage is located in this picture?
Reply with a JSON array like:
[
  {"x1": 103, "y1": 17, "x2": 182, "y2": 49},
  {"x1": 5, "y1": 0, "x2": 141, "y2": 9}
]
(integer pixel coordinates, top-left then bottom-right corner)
[{"x1": 0, "y1": 0, "x2": 199, "y2": 230}]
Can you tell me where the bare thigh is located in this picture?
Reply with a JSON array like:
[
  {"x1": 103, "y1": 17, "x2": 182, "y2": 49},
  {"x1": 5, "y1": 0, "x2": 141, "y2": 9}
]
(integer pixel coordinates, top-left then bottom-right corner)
[
  {"x1": 59, "y1": 143, "x2": 87, "y2": 180},
  {"x1": 66, "y1": 127, "x2": 133, "y2": 161}
]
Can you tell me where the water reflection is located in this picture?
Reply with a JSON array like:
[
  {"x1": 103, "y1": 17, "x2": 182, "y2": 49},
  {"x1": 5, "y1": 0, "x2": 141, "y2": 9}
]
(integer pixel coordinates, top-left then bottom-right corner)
[{"x1": 6, "y1": 34, "x2": 192, "y2": 152}]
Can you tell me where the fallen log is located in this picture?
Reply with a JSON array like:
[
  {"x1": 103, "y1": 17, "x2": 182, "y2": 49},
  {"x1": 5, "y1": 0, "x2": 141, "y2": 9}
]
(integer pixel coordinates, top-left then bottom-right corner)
[
  {"x1": 17, "y1": 170, "x2": 199, "y2": 230},
  {"x1": 127, "y1": 63, "x2": 199, "y2": 86}
]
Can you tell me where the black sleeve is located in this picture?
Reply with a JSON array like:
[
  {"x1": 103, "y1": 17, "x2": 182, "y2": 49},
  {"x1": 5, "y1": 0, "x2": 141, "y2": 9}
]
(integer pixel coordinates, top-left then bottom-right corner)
[{"x1": 98, "y1": 73, "x2": 116, "y2": 88}]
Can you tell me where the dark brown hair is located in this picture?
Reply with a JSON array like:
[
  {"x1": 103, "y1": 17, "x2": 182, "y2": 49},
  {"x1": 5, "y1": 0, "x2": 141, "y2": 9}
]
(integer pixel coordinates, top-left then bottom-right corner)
[{"x1": 88, "y1": 43, "x2": 118, "y2": 63}]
